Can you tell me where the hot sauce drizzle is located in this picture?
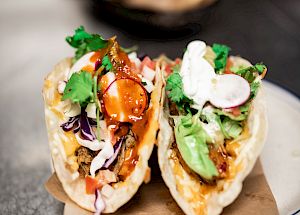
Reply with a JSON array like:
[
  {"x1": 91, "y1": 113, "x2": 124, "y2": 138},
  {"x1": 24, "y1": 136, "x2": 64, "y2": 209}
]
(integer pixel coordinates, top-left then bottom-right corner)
[{"x1": 91, "y1": 39, "x2": 154, "y2": 180}]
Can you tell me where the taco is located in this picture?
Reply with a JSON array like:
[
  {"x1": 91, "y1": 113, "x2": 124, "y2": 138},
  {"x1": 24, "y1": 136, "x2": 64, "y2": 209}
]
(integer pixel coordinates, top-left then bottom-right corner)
[
  {"x1": 43, "y1": 26, "x2": 163, "y2": 213},
  {"x1": 157, "y1": 41, "x2": 268, "y2": 215}
]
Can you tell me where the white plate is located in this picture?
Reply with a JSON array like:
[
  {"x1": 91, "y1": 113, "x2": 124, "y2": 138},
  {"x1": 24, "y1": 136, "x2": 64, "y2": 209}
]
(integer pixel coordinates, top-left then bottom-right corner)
[{"x1": 261, "y1": 81, "x2": 300, "y2": 215}]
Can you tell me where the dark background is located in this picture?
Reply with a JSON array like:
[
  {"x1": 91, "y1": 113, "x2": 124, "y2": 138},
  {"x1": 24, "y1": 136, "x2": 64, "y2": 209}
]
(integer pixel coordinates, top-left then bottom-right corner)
[{"x1": 87, "y1": 0, "x2": 300, "y2": 96}]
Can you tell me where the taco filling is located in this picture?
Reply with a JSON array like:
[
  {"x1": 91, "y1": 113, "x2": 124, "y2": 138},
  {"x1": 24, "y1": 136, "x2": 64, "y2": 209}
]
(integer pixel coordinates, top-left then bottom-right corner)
[
  {"x1": 49, "y1": 26, "x2": 158, "y2": 211},
  {"x1": 163, "y1": 40, "x2": 267, "y2": 187}
]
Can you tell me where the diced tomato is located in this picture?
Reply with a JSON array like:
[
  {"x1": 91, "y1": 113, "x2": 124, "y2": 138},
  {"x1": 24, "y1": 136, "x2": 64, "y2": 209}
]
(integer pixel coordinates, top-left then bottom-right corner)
[
  {"x1": 224, "y1": 58, "x2": 233, "y2": 74},
  {"x1": 174, "y1": 58, "x2": 181, "y2": 65},
  {"x1": 140, "y1": 56, "x2": 155, "y2": 70},
  {"x1": 85, "y1": 176, "x2": 102, "y2": 194},
  {"x1": 231, "y1": 107, "x2": 241, "y2": 116},
  {"x1": 224, "y1": 70, "x2": 234, "y2": 74},
  {"x1": 165, "y1": 64, "x2": 172, "y2": 75}
]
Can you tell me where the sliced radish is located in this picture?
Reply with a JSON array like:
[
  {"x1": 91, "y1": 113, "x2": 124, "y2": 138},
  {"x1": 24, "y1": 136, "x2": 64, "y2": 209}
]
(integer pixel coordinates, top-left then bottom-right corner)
[
  {"x1": 100, "y1": 72, "x2": 116, "y2": 92},
  {"x1": 209, "y1": 74, "x2": 250, "y2": 109},
  {"x1": 68, "y1": 52, "x2": 95, "y2": 79},
  {"x1": 102, "y1": 78, "x2": 147, "y2": 122}
]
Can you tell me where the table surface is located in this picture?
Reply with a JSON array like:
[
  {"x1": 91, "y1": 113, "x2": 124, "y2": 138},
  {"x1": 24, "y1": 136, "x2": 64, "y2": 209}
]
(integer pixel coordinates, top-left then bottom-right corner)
[{"x1": 0, "y1": 0, "x2": 299, "y2": 214}]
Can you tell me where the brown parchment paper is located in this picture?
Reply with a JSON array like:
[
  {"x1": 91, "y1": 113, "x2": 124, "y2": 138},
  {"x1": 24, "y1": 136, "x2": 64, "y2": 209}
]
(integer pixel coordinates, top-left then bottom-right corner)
[{"x1": 45, "y1": 159, "x2": 278, "y2": 215}]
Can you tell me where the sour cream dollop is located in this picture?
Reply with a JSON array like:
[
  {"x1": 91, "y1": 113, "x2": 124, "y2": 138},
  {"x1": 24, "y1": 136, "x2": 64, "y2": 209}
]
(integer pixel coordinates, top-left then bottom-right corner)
[
  {"x1": 180, "y1": 40, "x2": 250, "y2": 109},
  {"x1": 180, "y1": 41, "x2": 215, "y2": 109}
]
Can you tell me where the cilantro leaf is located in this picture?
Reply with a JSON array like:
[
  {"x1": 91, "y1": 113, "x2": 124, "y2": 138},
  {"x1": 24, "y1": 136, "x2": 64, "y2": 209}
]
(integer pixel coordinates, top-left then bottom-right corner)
[
  {"x1": 66, "y1": 26, "x2": 108, "y2": 63},
  {"x1": 101, "y1": 55, "x2": 113, "y2": 71},
  {"x1": 166, "y1": 65, "x2": 192, "y2": 111},
  {"x1": 250, "y1": 81, "x2": 260, "y2": 99},
  {"x1": 235, "y1": 63, "x2": 267, "y2": 82},
  {"x1": 212, "y1": 43, "x2": 230, "y2": 74},
  {"x1": 62, "y1": 71, "x2": 93, "y2": 106}
]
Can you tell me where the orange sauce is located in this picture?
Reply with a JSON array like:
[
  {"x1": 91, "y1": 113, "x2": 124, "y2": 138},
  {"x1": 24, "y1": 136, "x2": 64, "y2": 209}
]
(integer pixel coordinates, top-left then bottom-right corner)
[
  {"x1": 118, "y1": 148, "x2": 139, "y2": 180},
  {"x1": 81, "y1": 65, "x2": 95, "y2": 74},
  {"x1": 102, "y1": 78, "x2": 147, "y2": 122}
]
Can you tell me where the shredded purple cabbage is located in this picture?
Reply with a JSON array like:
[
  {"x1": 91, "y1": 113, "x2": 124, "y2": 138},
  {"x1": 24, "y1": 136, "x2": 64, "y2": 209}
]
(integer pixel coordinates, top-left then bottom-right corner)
[
  {"x1": 103, "y1": 137, "x2": 124, "y2": 168},
  {"x1": 60, "y1": 110, "x2": 97, "y2": 141},
  {"x1": 80, "y1": 111, "x2": 96, "y2": 141},
  {"x1": 60, "y1": 116, "x2": 80, "y2": 132}
]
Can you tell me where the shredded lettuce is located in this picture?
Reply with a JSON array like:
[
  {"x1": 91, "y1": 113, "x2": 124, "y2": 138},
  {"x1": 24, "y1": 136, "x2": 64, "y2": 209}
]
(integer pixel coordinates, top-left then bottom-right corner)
[
  {"x1": 174, "y1": 112, "x2": 218, "y2": 180},
  {"x1": 201, "y1": 107, "x2": 243, "y2": 139},
  {"x1": 221, "y1": 117, "x2": 243, "y2": 139},
  {"x1": 234, "y1": 63, "x2": 267, "y2": 83}
]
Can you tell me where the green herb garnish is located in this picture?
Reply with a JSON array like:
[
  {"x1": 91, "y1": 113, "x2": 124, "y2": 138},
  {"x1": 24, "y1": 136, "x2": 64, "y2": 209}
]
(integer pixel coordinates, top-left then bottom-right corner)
[
  {"x1": 212, "y1": 43, "x2": 230, "y2": 74},
  {"x1": 62, "y1": 71, "x2": 93, "y2": 106},
  {"x1": 166, "y1": 65, "x2": 192, "y2": 111},
  {"x1": 235, "y1": 63, "x2": 267, "y2": 82},
  {"x1": 101, "y1": 55, "x2": 113, "y2": 71},
  {"x1": 66, "y1": 26, "x2": 108, "y2": 63}
]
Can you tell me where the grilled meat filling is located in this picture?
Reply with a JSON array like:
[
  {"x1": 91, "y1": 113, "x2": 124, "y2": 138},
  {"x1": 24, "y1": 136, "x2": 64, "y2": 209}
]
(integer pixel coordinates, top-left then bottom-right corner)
[
  {"x1": 75, "y1": 129, "x2": 137, "y2": 180},
  {"x1": 76, "y1": 146, "x2": 98, "y2": 178}
]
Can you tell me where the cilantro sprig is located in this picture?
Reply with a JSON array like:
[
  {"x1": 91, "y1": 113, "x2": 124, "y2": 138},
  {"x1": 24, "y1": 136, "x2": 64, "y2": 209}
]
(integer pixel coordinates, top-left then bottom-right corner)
[
  {"x1": 62, "y1": 71, "x2": 93, "y2": 106},
  {"x1": 212, "y1": 43, "x2": 230, "y2": 74},
  {"x1": 166, "y1": 65, "x2": 192, "y2": 111},
  {"x1": 66, "y1": 26, "x2": 108, "y2": 63},
  {"x1": 235, "y1": 63, "x2": 267, "y2": 82}
]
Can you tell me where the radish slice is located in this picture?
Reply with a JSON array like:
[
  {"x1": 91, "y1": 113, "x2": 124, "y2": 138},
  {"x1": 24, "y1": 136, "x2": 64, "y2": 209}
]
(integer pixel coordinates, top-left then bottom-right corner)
[
  {"x1": 210, "y1": 74, "x2": 250, "y2": 108},
  {"x1": 102, "y1": 78, "x2": 147, "y2": 122},
  {"x1": 68, "y1": 52, "x2": 95, "y2": 79}
]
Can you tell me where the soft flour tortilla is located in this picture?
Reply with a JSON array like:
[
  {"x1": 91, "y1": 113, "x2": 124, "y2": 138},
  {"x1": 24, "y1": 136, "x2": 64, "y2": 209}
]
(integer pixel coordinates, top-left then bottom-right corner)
[
  {"x1": 43, "y1": 58, "x2": 163, "y2": 213},
  {"x1": 157, "y1": 56, "x2": 268, "y2": 215}
]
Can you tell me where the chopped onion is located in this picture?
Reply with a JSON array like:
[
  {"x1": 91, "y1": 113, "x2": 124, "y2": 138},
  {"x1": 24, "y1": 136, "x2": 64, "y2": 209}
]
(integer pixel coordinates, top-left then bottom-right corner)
[
  {"x1": 75, "y1": 133, "x2": 105, "y2": 151},
  {"x1": 128, "y1": 52, "x2": 137, "y2": 60},
  {"x1": 68, "y1": 52, "x2": 95, "y2": 79},
  {"x1": 142, "y1": 66, "x2": 155, "y2": 82},
  {"x1": 86, "y1": 103, "x2": 97, "y2": 119},
  {"x1": 94, "y1": 189, "x2": 105, "y2": 215},
  {"x1": 141, "y1": 77, "x2": 154, "y2": 93},
  {"x1": 128, "y1": 52, "x2": 141, "y2": 69},
  {"x1": 103, "y1": 137, "x2": 124, "y2": 168}
]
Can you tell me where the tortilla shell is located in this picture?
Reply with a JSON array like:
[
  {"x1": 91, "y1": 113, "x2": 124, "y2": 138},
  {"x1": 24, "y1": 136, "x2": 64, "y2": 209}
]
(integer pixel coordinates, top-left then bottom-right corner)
[
  {"x1": 43, "y1": 58, "x2": 163, "y2": 213},
  {"x1": 157, "y1": 56, "x2": 268, "y2": 215}
]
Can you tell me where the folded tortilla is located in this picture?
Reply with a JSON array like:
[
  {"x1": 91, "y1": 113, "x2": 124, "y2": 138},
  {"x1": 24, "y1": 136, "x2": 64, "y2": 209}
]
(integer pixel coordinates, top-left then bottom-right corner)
[
  {"x1": 157, "y1": 56, "x2": 268, "y2": 215},
  {"x1": 42, "y1": 58, "x2": 163, "y2": 213}
]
